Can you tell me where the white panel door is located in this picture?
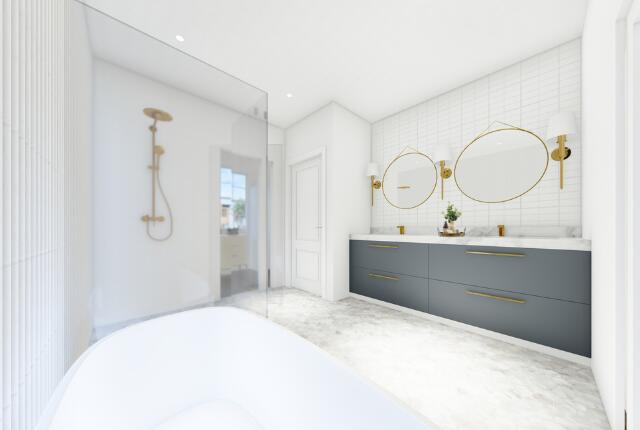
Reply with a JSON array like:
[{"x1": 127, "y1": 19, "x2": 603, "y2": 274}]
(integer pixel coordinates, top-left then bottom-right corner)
[{"x1": 291, "y1": 155, "x2": 323, "y2": 295}]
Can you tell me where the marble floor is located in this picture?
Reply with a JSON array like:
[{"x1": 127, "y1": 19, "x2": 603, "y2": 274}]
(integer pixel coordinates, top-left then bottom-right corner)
[{"x1": 261, "y1": 287, "x2": 609, "y2": 430}]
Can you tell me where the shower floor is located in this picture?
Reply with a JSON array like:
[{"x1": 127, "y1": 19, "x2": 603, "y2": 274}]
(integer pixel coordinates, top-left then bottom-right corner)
[
  {"x1": 91, "y1": 269, "x2": 261, "y2": 341},
  {"x1": 221, "y1": 268, "x2": 258, "y2": 298}
]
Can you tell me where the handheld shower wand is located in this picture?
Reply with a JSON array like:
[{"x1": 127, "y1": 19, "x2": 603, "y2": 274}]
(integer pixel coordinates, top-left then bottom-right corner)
[{"x1": 141, "y1": 108, "x2": 174, "y2": 241}]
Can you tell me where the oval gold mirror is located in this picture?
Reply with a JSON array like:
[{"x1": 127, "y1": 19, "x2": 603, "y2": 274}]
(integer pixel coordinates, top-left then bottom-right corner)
[
  {"x1": 382, "y1": 150, "x2": 437, "y2": 209},
  {"x1": 454, "y1": 127, "x2": 548, "y2": 203}
]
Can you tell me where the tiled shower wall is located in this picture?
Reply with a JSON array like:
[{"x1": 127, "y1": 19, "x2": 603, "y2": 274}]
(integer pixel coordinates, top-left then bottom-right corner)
[{"x1": 371, "y1": 39, "x2": 581, "y2": 234}]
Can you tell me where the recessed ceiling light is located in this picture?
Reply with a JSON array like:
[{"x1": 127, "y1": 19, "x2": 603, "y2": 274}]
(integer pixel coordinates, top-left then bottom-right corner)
[
  {"x1": 175, "y1": 34, "x2": 185, "y2": 42},
  {"x1": 286, "y1": 93, "x2": 293, "y2": 98}
]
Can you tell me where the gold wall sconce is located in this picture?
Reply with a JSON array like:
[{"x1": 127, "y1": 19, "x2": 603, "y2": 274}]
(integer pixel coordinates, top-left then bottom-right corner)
[
  {"x1": 366, "y1": 162, "x2": 381, "y2": 206},
  {"x1": 433, "y1": 144, "x2": 453, "y2": 199},
  {"x1": 546, "y1": 112, "x2": 577, "y2": 190}
]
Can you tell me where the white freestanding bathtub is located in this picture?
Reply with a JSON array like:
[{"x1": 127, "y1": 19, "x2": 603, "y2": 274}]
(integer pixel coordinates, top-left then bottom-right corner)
[{"x1": 37, "y1": 307, "x2": 433, "y2": 430}]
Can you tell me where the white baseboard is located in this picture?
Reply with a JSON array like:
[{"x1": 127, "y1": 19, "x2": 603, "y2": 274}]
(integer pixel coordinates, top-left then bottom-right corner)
[{"x1": 349, "y1": 292, "x2": 591, "y2": 367}]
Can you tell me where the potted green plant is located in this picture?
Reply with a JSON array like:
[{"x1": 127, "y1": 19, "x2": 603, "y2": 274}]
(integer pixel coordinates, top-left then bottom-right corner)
[
  {"x1": 233, "y1": 199, "x2": 246, "y2": 227},
  {"x1": 442, "y1": 202, "x2": 462, "y2": 232}
]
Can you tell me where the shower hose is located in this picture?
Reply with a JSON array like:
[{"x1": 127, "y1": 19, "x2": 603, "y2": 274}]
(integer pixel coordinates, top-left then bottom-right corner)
[{"x1": 146, "y1": 155, "x2": 174, "y2": 242}]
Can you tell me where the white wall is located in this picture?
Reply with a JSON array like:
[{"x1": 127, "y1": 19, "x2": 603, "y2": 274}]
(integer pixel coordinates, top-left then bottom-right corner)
[
  {"x1": 285, "y1": 105, "x2": 335, "y2": 162},
  {"x1": 329, "y1": 106, "x2": 373, "y2": 299},
  {"x1": 626, "y1": 3, "x2": 640, "y2": 428},
  {"x1": 93, "y1": 60, "x2": 267, "y2": 327},
  {"x1": 1, "y1": 1, "x2": 93, "y2": 428},
  {"x1": 285, "y1": 103, "x2": 371, "y2": 301},
  {"x1": 372, "y1": 40, "x2": 582, "y2": 233},
  {"x1": 582, "y1": 0, "x2": 627, "y2": 428}
]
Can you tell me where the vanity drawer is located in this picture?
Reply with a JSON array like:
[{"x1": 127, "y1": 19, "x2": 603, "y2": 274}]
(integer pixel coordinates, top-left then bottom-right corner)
[
  {"x1": 350, "y1": 240, "x2": 428, "y2": 278},
  {"x1": 429, "y1": 279, "x2": 591, "y2": 357},
  {"x1": 350, "y1": 266, "x2": 428, "y2": 312},
  {"x1": 428, "y1": 244, "x2": 591, "y2": 304}
]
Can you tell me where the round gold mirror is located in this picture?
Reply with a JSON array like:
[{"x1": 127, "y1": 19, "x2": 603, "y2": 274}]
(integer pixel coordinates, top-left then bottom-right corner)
[
  {"x1": 382, "y1": 150, "x2": 438, "y2": 209},
  {"x1": 454, "y1": 127, "x2": 548, "y2": 203}
]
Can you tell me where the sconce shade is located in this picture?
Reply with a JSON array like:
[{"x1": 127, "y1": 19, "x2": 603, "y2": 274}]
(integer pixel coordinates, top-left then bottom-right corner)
[
  {"x1": 433, "y1": 144, "x2": 453, "y2": 162},
  {"x1": 366, "y1": 162, "x2": 379, "y2": 177},
  {"x1": 546, "y1": 112, "x2": 577, "y2": 141}
]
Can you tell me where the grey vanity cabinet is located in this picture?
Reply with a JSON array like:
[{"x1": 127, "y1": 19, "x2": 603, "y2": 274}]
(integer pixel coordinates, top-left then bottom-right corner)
[
  {"x1": 349, "y1": 239, "x2": 592, "y2": 357},
  {"x1": 349, "y1": 240, "x2": 428, "y2": 278},
  {"x1": 427, "y1": 243, "x2": 591, "y2": 357},
  {"x1": 349, "y1": 241, "x2": 429, "y2": 312},
  {"x1": 429, "y1": 280, "x2": 591, "y2": 357},
  {"x1": 350, "y1": 266, "x2": 428, "y2": 312},
  {"x1": 429, "y1": 244, "x2": 591, "y2": 304}
]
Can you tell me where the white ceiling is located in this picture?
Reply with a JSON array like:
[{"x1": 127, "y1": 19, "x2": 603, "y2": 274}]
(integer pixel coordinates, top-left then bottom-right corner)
[
  {"x1": 82, "y1": 0, "x2": 587, "y2": 128},
  {"x1": 85, "y1": 7, "x2": 267, "y2": 118}
]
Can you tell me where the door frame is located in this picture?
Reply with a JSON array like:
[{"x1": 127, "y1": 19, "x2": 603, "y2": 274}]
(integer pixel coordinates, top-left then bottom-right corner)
[{"x1": 285, "y1": 147, "x2": 327, "y2": 299}]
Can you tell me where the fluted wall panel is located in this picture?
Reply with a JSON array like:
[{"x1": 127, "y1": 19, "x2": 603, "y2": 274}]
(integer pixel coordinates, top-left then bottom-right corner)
[{"x1": 1, "y1": 1, "x2": 93, "y2": 428}]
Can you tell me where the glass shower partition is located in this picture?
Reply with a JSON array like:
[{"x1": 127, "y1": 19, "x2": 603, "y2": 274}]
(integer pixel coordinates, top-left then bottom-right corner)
[
  {"x1": 216, "y1": 101, "x2": 270, "y2": 314},
  {"x1": 75, "y1": 1, "x2": 269, "y2": 340}
]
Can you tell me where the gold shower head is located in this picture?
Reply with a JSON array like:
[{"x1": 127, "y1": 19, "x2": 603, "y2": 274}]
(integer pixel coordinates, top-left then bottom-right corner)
[{"x1": 143, "y1": 107, "x2": 173, "y2": 122}]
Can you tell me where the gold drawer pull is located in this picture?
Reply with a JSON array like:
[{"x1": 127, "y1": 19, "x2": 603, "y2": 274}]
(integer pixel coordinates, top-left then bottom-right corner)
[
  {"x1": 368, "y1": 273, "x2": 399, "y2": 281},
  {"x1": 367, "y1": 244, "x2": 399, "y2": 249},
  {"x1": 465, "y1": 250, "x2": 524, "y2": 258},
  {"x1": 465, "y1": 290, "x2": 525, "y2": 304}
]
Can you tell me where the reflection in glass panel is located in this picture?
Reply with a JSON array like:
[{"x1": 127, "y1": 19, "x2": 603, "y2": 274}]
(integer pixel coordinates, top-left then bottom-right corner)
[
  {"x1": 221, "y1": 168, "x2": 248, "y2": 230},
  {"x1": 217, "y1": 113, "x2": 269, "y2": 313},
  {"x1": 221, "y1": 167, "x2": 233, "y2": 183},
  {"x1": 221, "y1": 184, "x2": 232, "y2": 199}
]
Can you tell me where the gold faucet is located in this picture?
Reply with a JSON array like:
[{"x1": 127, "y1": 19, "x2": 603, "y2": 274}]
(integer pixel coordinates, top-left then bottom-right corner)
[
  {"x1": 396, "y1": 225, "x2": 405, "y2": 235},
  {"x1": 498, "y1": 224, "x2": 505, "y2": 237}
]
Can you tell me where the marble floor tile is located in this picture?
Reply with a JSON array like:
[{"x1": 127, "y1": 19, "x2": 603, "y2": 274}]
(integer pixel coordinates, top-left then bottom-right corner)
[{"x1": 263, "y1": 288, "x2": 609, "y2": 430}]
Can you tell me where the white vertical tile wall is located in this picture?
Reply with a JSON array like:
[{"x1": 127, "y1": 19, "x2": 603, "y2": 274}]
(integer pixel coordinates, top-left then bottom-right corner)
[
  {"x1": 372, "y1": 39, "x2": 582, "y2": 233},
  {"x1": 1, "y1": 1, "x2": 92, "y2": 428}
]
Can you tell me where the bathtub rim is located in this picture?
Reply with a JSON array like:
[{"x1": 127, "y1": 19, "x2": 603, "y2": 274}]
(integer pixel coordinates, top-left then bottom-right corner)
[{"x1": 36, "y1": 305, "x2": 439, "y2": 430}]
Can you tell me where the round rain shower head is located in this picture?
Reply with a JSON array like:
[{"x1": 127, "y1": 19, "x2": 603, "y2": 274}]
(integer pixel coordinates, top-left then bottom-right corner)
[{"x1": 143, "y1": 107, "x2": 173, "y2": 122}]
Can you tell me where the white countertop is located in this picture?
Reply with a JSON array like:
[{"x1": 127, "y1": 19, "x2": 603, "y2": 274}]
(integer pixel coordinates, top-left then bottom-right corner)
[{"x1": 349, "y1": 234, "x2": 591, "y2": 251}]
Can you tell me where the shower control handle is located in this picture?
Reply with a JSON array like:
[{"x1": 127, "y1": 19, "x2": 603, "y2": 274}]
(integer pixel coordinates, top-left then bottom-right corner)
[{"x1": 141, "y1": 215, "x2": 165, "y2": 223}]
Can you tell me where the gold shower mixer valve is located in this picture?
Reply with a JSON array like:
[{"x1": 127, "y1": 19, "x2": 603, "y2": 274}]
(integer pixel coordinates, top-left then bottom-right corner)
[{"x1": 141, "y1": 215, "x2": 165, "y2": 223}]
